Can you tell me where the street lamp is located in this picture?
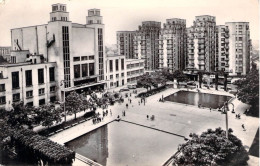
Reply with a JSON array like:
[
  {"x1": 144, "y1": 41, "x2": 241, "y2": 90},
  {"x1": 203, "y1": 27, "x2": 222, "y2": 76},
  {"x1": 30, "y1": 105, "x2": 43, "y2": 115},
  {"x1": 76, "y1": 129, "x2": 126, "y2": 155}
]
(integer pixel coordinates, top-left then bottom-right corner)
[
  {"x1": 224, "y1": 102, "x2": 229, "y2": 139},
  {"x1": 60, "y1": 80, "x2": 66, "y2": 122}
]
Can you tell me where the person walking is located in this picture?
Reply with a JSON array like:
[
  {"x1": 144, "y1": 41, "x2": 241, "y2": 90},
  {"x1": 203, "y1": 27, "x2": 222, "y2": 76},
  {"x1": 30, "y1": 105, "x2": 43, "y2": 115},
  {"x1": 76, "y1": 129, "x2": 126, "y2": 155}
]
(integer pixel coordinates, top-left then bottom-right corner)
[
  {"x1": 242, "y1": 124, "x2": 246, "y2": 131},
  {"x1": 147, "y1": 115, "x2": 149, "y2": 120}
]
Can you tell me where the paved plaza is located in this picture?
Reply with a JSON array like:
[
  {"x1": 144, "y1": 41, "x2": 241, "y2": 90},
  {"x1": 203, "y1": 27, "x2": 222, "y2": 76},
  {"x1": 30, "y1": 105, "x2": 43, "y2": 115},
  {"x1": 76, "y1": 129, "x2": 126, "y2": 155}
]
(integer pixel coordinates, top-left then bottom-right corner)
[{"x1": 49, "y1": 86, "x2": 259, "y2": 166}]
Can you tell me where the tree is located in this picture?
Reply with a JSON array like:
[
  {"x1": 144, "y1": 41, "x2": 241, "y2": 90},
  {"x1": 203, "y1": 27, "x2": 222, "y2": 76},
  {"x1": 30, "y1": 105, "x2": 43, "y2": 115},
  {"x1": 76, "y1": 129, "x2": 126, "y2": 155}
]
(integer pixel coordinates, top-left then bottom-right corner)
[
  {"x1": 173, "y1": 128, "x2": 249, "y2": 166},
  {"x1": 234, "y1": 69, "x2": 259, "y2": 116},
  {"x1": 6, "y1": 102, "x2": 32, "y2": 127},
  {"x1": 65, "y1": 91, "x2": 82, "y2": 120},
  {"x1": 80, "y1": 93, "x2": 91, "y2": 112},
  {"x1": 224, "y1": 73, "x2": 228, "y2": 91},
  {"x1": 137, "y1": 74, "x2": 153, "y2": 91},
  {"x1": 198, "y1": 72, "x2": 203, "y2": 88},
  {"x1": 215, "y1": 72, "x2": 219, "y2": 90},
  {"x1": 173, "y1": 70, "x2": 188, "y2": 85},
  {"x1": 34, "y1": 104, "x2": 62, "y2": 129}
]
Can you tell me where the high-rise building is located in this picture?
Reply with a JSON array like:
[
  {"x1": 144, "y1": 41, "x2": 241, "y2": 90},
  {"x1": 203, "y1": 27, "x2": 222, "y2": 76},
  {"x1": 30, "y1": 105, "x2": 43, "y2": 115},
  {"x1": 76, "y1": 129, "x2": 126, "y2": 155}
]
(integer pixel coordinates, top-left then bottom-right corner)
[
  {"x1": 215, "y1": 25, "x2": 230, "y2": 72},
  {"x1": 116, "y1": 31, "x2": 135, "y2": 59},
  {"x1": 225, "y1": 22, "x2": 251, "y2": 76},
  {"x1": 134, "y1": 21, "x2": 161, "y2": 70},
  {"x1": 158, "y1": 18, "x2": 187, "y2": 73},
  {"x1": 187, "y1": 15, "x2": 217, "y2": 72}
]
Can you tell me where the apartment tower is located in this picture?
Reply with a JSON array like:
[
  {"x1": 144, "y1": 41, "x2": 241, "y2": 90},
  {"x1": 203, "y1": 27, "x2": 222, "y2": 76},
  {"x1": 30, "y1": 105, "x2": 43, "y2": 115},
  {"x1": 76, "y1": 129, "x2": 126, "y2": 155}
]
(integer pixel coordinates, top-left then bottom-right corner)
[
  {"x1": 158, "y1": 18, "x2": 187, "y2": 73},
  {"x1": 225, "y1": 22, "x2": 251, "y2": 76},
  {"x1": 187, "y1": 15, "x2": 217, "y2": 72},
  {"x1": 134, "y1": 21, "x2": 161, "y2": 70},
  {"x1": 116, "y1": 31, "x2": 135, "y2": 59}
]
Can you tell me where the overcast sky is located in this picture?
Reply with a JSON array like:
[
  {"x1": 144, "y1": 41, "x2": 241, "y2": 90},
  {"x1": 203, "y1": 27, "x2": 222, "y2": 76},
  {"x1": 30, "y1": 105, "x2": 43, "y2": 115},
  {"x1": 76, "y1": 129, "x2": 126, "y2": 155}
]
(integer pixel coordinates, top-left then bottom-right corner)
[{"x1": 0, "y1": 0, "x2": 259, "y2": 46}]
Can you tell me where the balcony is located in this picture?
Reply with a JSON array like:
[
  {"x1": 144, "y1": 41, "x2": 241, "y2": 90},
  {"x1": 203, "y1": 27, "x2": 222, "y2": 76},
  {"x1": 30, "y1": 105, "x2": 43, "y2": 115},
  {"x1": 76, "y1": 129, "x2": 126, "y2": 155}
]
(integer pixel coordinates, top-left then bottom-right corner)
[{"x1": 198, "y1": 57, "x2": 204, "y2": 61}]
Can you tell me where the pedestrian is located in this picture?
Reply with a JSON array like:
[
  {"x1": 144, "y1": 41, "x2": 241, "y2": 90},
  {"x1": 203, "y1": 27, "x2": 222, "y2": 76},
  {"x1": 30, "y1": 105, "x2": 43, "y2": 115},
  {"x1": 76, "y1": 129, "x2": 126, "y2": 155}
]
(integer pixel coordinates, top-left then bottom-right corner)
[
  {"x1": 110, "y1": 110, "x2": 112, "y2": 116},
  {"x1": 126, "y1": 103, "x2": 128, "y2": 108},
  {"x1": 130, "y1": 99, "x2": 132, "y2": 103},
  {"x1": 210, "y1": 107, "x2": 211, "y2": 112},
  {"x1": 242, "y1": 124, "x2": 245, "y2": 131},
  {"x1": 147, "y1": 115, "x2": 149, "y2": 119},
  {"x1": 236, "y1": 114, "x2": 238, "y2": 119},
  {"x1": 138, "y1": 101, "x2": 140, "y2": 105}
]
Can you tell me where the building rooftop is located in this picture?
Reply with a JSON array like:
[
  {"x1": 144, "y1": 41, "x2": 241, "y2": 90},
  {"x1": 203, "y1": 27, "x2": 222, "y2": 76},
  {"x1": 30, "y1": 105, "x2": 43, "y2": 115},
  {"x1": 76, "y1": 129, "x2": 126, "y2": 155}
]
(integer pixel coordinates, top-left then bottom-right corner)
[
  {"x1": 225, "y1": 22, "x2": 249, "y2": 24},
  {"x1": 0, "y1": 62, "x2": 56, "y2": 67}
]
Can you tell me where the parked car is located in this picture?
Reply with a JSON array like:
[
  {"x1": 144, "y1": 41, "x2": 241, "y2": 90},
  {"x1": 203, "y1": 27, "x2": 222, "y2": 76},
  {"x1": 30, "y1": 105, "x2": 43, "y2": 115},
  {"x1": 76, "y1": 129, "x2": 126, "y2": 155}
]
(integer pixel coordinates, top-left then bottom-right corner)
[{"x1": 127, "y1": 84, "x2": 137, "y2": 89}]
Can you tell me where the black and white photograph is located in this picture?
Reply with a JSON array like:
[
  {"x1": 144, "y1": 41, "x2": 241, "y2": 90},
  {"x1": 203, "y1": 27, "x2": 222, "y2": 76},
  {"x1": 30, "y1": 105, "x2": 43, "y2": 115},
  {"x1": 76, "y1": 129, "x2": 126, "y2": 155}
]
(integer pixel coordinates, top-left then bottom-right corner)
[{"x1": 0, "y1": 0, "x2": 259, "y2": 165}]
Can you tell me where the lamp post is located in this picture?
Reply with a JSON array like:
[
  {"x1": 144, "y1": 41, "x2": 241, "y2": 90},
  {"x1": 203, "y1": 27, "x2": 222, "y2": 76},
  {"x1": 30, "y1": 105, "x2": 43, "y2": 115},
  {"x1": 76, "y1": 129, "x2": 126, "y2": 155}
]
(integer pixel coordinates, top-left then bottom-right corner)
[
  {"x1": 60, "y1": 80, "x2": 66, "y2": 122},
  {"x1": 224, "y1": 102, "x2": 229, "y2": 139}
]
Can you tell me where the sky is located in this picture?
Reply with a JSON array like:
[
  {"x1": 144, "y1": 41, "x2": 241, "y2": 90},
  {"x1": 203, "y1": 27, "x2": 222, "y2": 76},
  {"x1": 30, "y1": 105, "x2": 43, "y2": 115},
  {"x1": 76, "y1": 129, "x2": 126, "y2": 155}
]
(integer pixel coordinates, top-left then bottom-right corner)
[{"x1": 0, "y1": 0, "x2": 259, "y2": 46}]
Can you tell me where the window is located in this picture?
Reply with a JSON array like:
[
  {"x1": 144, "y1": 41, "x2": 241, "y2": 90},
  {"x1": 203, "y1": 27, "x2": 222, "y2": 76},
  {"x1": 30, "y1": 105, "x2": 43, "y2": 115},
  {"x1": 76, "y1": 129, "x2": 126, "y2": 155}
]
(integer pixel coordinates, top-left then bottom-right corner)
[
  {"x1": 38, "y1": 69, "x2": 44, "y2": 84},
  {"x1": 82, "y1": 64, "x2": 88, "y2": 77},
  {"x1": 26, "y1": 91, "x2": 33, "y2": 98},
  {"x1": 110, "y1": 60, "x2": 113, "y2": 72},
  {"x1": 89, "y1": 56, "x2": 94, "y2": 60},
  {"x1": 121, "y1": 73, "x2": 124, "y2": 77},
  {"x1": 13, "y1": 93, "x2": 20, "y2": 102},
  {"x1": 73, "y1": 57, "x2": 80, "y2": 62},
  {"x1": 110, "y1": 82, "x2": 113, "y2": 87},
  {"x1": 26, "y1": 102, "x2": 33, "y2": 107},
  {"x1": 39, "y1": 99, "x2": 45, "y2": 106},
  {"x1": 39, "y1": 88, "x2": 45, "y2": 96},
  {"x1": 25, "y1": 70, "x2": 32, "y2": 86},
  {"x1": 110, "y1": 75, "x2": 113, "y2": 79},
  {"x1": 49, "y1": 67, "x2": 55, "y2": 82},
  {"x1": 12, "y1": 72, "x2": 19, "y2": 89},
  {"x1": 50, "y1": 86, "x2": 56, "y2": 92},
  {"x1": 0, "y1": 96, "x2": 6, "y2": 104},
  {"x1": 74, "y1": 65, "x2": 80, "y2": 78},
  {"x1": 116, "y1": 74, "x2": 119, "y2": 78},
  {"x1": 121, "y1": 59, "x2": 124, "y2": 70},
  {"x1": 0, "y1": 84, "x2": 5, "y2": 92},
  {"x1": 50, "y1": 96, "x2": 56, "y2": 103},
  {"x1": 62, "y1": 26, "x2": 71, "y2": 88},
  {"x1": 89, "y1": 63, "x2": 94, "y2": 76},
  {"x1": 116, "y1": 59, "x2": 119, "y2": 71},
  {"x1": 81, "y1": 56, "x2": 88, "y2": 61}
]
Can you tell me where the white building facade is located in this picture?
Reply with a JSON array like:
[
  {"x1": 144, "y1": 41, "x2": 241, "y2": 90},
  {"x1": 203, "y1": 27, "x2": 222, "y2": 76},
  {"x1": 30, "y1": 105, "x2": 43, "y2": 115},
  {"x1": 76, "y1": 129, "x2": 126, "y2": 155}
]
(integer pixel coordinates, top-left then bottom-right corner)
[{"x1": 10, "y1": 4, "x2": 106, "y2": 102}]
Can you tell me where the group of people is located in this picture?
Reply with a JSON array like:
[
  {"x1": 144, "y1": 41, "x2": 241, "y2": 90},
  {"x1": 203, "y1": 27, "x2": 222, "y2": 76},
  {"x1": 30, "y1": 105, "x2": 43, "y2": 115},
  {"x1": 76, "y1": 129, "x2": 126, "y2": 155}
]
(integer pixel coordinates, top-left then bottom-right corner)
[
  {"x1": 92, "y1": 109, "x2": 113, "y2": 125},
  {"x1": 147, "y1": 115, "x2": 155, "y2": 121}
]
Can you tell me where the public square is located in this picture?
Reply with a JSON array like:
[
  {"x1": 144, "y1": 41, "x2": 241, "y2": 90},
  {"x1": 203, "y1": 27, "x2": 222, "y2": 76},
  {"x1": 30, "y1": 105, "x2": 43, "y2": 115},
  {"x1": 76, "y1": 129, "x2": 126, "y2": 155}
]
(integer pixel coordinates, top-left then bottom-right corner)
[{"x1": 49, "y1": 85, "x2": 259, "y2": 166}]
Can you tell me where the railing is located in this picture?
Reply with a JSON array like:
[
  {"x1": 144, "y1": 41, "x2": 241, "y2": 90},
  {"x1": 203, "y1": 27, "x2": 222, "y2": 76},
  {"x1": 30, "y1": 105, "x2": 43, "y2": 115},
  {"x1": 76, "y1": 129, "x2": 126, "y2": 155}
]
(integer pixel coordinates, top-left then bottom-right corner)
[{"x1": 75, "y1": 153, "x2": 102, "y2": 166}]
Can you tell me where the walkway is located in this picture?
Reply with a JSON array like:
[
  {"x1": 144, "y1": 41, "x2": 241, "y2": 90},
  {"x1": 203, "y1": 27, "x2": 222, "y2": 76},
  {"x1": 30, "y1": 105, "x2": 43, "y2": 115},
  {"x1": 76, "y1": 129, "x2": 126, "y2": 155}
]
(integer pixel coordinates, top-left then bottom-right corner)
[{"x1": 48, "y1": 86, "x2": 259, "y2": 166}]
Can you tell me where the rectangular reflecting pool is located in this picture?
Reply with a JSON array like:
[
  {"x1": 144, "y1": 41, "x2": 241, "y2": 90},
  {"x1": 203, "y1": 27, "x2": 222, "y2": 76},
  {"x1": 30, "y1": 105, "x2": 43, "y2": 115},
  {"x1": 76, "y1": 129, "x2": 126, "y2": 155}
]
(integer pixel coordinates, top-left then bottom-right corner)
[
  {"x1": 164, "y1": 90, "x2": 232, "y2": 109},
  {"x1": 65, "y1": 121, "x2": 184, "y2": 166}
]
